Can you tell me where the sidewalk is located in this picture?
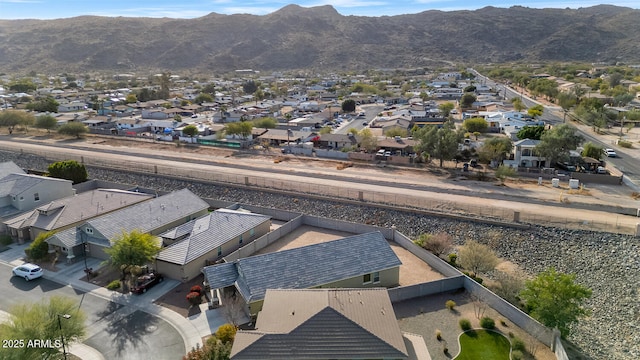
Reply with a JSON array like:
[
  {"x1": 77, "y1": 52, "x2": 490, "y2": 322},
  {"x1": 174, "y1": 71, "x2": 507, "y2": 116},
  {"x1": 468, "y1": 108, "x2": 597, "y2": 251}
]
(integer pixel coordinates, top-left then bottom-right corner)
[{"x1": 0, "y1": 245, "x2": 220, "y2": 360}]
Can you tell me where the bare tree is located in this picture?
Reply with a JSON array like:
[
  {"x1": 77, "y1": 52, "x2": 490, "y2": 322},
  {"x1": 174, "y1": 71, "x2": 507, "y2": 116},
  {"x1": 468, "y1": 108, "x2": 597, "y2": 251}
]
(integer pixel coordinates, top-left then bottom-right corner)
[
  {"x1": 221, "y1": 291, "x2": 246, "y2": 327},
  {"x1": 471, "y1": 293, "x2": 488, "y2": 320},
  {"x1": 458, "y1": 240, "x2": 499, "y2": 276},
  {"x1": 492, "y1": 271, "x2": 525, "y2": 306}
]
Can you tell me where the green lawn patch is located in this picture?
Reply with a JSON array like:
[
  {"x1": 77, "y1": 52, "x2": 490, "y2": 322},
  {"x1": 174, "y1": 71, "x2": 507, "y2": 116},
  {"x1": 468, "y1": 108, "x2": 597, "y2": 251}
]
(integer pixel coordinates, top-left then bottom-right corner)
[{"x1": 454, "y1": 329, "x2": 511, "y2": 360}]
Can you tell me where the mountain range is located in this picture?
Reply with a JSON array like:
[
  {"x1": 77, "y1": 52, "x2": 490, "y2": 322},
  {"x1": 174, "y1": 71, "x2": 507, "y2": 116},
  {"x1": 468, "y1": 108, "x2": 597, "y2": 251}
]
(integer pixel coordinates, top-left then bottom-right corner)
[{"x1": 0, "y1": 4, "x2": 638, "y2": 75}]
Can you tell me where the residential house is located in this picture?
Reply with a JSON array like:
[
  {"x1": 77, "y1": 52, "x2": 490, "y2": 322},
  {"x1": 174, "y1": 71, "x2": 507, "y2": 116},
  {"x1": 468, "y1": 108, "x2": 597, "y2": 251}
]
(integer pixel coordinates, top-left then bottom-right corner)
[
  {"x1": 0, "y1": 162, "x2": 74, "y2": 224},
  {"x1": 57, "y1": 101, "x2": 87, "y2": 112},
  {"x1": 4, "y1": 189, "x2": 152, "y2": 243},
  {"x1": 318, "y1": 133, "x2": 359, "y2": 150},
  {"x1": 377, "y1": 138, "x2": 418, "y2": 156},
  {"x1": 202, "y1": 231, "x2": 401, "y2": 315},
  {"x1": 503, "y1": 138, "x2": 546, "y2": 168},
  {"x1": 256, "y1": 129, "x2": 315, "y2": 147},
  {"x1": 230, "y1": 288, "x2": 424, "y2": 360},
  {"x1": 45, "y1": 189, "x2": 209, "y2": 262},
  {"x1": 155, "y1": 209, "x2": 271, "y2": 281}
]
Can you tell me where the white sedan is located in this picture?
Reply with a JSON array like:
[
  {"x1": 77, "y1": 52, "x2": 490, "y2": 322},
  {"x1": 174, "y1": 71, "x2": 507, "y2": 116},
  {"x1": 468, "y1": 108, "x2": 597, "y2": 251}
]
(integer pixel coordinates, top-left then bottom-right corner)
[
  {"x1": 604, "y1": 148, "x2": 617, "y2": 157},
  {"x1": 12, "y1": 263, "x2": 43, "y2": 281}
]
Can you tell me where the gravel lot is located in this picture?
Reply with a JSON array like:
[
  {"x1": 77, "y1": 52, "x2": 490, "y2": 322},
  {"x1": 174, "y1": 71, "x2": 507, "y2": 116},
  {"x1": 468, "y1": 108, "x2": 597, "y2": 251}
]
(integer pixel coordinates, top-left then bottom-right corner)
[{"x1": 2, "y1": 149, "x2": 639, "y2": 360}]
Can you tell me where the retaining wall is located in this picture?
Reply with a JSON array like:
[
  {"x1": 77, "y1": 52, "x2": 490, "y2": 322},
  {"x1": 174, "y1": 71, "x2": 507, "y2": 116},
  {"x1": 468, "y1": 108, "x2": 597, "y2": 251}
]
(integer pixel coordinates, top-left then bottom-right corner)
[
  {"x1": 393, "y1": 231, "x2": 462, "y2": 278},
  {"x1": 315, "y1": 149, "x2": 350, "y2": 159},
  {"x1": 387, "y1": 276, "x2": 465, "y2": 303}
]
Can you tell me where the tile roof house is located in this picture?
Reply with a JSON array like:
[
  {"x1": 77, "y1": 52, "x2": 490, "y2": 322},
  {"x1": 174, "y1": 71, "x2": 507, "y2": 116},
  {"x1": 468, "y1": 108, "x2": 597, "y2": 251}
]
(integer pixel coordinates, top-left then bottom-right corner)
[
  {"x1": 155, "y1": 209, "x2": 271, "y2": 282},
  {"x1": 202, "y1": 231, "x2": 401, "y2": 315},
  {"x1": 230, "y1": 288, "x2": 418, "y2": 360},
  {"x1": 4, "y1": 189, "x2": 152, "y2": 244},
  {"x1": 45, "y1": 189, "x2": 209, "y2": 261},
  {"x1": 0, "y1": 162, "x2": 75, "y2": 226}
]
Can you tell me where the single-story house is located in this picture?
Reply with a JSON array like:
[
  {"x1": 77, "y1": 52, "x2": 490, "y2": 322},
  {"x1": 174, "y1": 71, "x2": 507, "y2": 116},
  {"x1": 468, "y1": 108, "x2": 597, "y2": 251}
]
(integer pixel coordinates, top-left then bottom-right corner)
[
  {"x1": 202, "y1": 231, "x2": 401, "y2": 315},
  {"x1": 318, "y1": 133, "x2": 359, "y2": 149},
  {"x1": 45, "y1": 189, "x2": 209, "y2": 262},
  {"x1": 155, "y1": 209, "x2": 271, "y2": 282},
  {"x1": 4, "y1": 189, "x2": 153, "y2": 243},
  {"x1": 230, "y1": 288, "x2": 416, "y2": 360}
]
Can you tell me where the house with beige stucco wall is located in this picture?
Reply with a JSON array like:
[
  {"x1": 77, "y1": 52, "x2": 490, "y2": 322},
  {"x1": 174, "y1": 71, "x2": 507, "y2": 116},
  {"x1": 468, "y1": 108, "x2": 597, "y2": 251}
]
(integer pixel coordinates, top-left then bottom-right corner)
[
  {"x1": 202, "y1": 231, "x2": 401, "y2": 316},
  {"x1": 155, "y1": 209, "x2": 271, "y2": 282}
]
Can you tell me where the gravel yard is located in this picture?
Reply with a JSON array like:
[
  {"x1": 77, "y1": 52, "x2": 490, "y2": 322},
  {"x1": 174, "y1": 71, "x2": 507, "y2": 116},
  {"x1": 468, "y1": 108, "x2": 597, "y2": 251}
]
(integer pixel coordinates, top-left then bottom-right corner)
[{"x1": 2, "y1": 147, "x2": 639, "y2": 360}]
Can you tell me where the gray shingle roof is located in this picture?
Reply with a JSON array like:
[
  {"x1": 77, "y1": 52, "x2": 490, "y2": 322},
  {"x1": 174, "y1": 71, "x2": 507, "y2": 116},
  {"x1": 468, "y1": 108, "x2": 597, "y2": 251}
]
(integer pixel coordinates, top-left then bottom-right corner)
[
  {"x1": 230, "y1": 288, "x2": 408, "y2": 360},
  {"x1": 0, "y1": 173, "x2": 69, "y2": 198},
  {"x1": 0, "y1": 161, "x2": 25, "y2": 179},
  {"x1": 46, "y1": 189, "x2": 208, "y2": 249},
  {"x1": 84, "y1": 188, "x2": 208, "y2": 243},
  {"x1": 156, "y1": 209, "x2": 270, "y2": 265},
  {"x1": 4, "y1": 189, "x2": 153, "y2": 232},
  {"x1": 203, "y1": 231, "x2": 401, "y2": 302}
]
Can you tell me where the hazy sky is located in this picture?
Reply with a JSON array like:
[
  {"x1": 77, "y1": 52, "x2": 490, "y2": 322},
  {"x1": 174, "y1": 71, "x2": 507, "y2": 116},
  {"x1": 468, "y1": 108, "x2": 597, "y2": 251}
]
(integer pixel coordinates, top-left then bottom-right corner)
[{"x1": 0, "y1": 0, "x2": 636, "y2": 19}]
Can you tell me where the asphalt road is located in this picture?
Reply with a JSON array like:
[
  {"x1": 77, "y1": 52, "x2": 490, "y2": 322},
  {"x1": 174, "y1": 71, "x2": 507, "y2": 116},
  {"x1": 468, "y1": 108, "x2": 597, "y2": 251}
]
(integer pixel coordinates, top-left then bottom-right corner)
[
  {"x1": 335, "y1": 104, "x2": 384, "y2": 134},
  {"x1": 1, "y1": 263, "x2": 185, "y2": 360}
]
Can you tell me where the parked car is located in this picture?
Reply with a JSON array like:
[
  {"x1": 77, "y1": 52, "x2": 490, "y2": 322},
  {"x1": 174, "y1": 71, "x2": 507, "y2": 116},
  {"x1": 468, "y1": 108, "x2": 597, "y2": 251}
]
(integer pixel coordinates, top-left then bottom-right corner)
[
  {"x1": 12, "y1": 263, "x2": 43, "y2": 281},
  {"x1": 604, "y1": 148, "x2": 617, "y2": 157},
  {"x1": 131, "y1": 272, "x2": 163, "y2": 294}
]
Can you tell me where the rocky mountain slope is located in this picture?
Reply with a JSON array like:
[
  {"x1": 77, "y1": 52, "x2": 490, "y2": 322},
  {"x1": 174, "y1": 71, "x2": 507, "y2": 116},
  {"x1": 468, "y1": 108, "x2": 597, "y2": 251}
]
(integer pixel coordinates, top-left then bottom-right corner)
[{"x1": 0, "y1": 4, "x2": 638, "y2": 74}]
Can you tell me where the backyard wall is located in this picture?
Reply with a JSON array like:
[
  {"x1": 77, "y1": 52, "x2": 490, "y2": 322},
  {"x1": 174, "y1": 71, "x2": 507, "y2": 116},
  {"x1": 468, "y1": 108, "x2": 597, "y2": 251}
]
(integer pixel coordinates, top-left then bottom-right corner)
[{"x1": 387, "y1": 276, "x2": 465, "y2": 303}]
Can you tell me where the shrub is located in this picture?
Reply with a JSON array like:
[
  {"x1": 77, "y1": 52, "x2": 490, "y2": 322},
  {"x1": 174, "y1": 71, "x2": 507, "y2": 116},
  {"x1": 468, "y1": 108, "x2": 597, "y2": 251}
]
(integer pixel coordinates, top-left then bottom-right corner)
[
  {"x1": 215, "y1": 323, "x2": 237, "y2": 344},
  {"x1": 445, "y1": 300, "x2": 456, "y2": 311},
  {"x1": 442, "y1": 346, "x2": 449, "y2": 354},
  {"x1": 512, "y1": 337, "x2": 526, "y2": 351},
  {"x1": 459, "y1": 318, "x2": 472, "y2": 331},
  {"x1": 500, "y1": 319, "x2": 508, "y2": 327},
  {"x1": 419, "y1": 232, "x2": 453, "y2": 256},
  {"x1": 0, "y1": 234, "x2": 13, "y2": 246},
  {"x1": 508, "y1": 332, "x2": 514, "y2": 338},
  {"x1": 618, "y1": 140, "x2": 633, "y2": 148},
  {"x1": 190, "y1": 285, "x2": 203, "y2": 294},
  {"x1": 480, "y1": 317, "x2": 495, "y2": 329},
  {"x1": 511, "y1": 350, "x2": 524, "y2": 360},
  {"x1": 26, "y1": 231, "x2": 55, "y2": 261},
  {"x1": 107, "y1": 280, "x2": 121, "y2": 290},
  {"x1": 47, "y1": 160, "x2": 88, "y2": 184},
  {"x1": 435, "y1": 330, "x2": 442, "y2": 341},
  {"x1": 448, "y1": 253, "x2": 457, "y2": 266},
  {"x1": 187, "y1": 291, "x2": 202, "y2": 306}
]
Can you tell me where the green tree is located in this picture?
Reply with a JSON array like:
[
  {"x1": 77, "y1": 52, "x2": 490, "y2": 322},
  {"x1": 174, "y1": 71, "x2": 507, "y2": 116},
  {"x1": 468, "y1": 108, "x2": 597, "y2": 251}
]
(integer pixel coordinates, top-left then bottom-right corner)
[
  {"x1": 252, "y1": 117, "x2": 277, "y2": 129},
  {"x1": 183, "y1": 336, "x2": 232, "y2": 360},
  {"x1": 48, "y1": 160, "x2": 88, "y2": 184},
  {"x1": 458, "y1": 240, "x2": 499, "y2": 276},
  {"x1": 438, "y1": 102, "x2": 455, "y2": 117},
  {"x1": 581, "y1": 142, "x2": 603, "y2": 160},
  {"x1": 527, "y1": 104, "x2": 544, "y2": 118},
  {"x1": 462, "y1": 118, "x2": 488, "y2": 133},
  {"x1": 25, "y1": 96, "x2": 59, "y2": 113},
  {"x1": 478, "y1": 137, "x2": 513, "y2": 165},
  {"x1": 8, "y1": 80, "x2": 36, "y2": 93},
  {"x1": 182, "y1": 124, "x2": 199, "y2": 137},
  {"x1": 516, "y1": 125, "x2": 545, "y2": 140},
  {"x1": 224, "y1": 121, "x2": 253, "y2": 138},
  {"x1": 194, "y1": 93, "x2": 214, "y2": 104},
  {"x1": 511, "y1": 97, "x2": 525, "y2": 112},
  {"x1": 25, "y1": 231, "x2": 56, "y2": 262},
  {"x1": 460, "y1": 93, "x2": 477, "y2": 108},
  {"x1": 57, "y1": 122, "x2": 88, "y2": 138},
  {"x1": 215, "y1": 324, "x2": 237, "y2": 344},
  {"x1": 125, "y1": 93, "x2": 138, "y2": 104},
  {"x1": 520, "y1": 267, "x2": 592, "y2": 336},
  {"x1": 535, "y1": 124, "x2": 583, "y2": 166},
  {"x1": 242, "y1": 80, "x2": 258, "y2": 94},
  {"x1": 103, "y1": 230, "x2": 161, "y2": 281},
  {"x1": 34, "y1": 114, "x2": 58, "y2": 134},
  {"x1": 0, "y1": 296, "x2": 86, "y2": 360},
  {"x1": 413, "y1": 121, "x2": 461, "y2": 167},
  {"x1": 557, "y1": 92, "x2": 576, "y2": 122},
  {"x1": 341, "y1": 99, "x2": 356, "y2": 113},
  {"x1": 0, "y1": 110, "x2": 35, "y2": 131},
  {"x1": 384, "y1": 126, "x2": 408, "y2": 138},
  {"x1": 358, "y1": 128, "x2": 378, "y2": 153}
]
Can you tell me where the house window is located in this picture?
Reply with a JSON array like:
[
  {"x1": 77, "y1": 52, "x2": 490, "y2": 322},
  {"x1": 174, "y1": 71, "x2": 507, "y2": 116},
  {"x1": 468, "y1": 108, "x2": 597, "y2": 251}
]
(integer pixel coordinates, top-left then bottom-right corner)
[
  {"x1": 373, "y1": 271, "x2": 380, "y2": 284},
  {"x1": 34, "y1": 193, "x2": 40, "y2": 201},
  {"x1": 217, "y1": 246, "x2": 222, "y2": 257},
  {"x1": 250, "y1": 228, "x2": 255, "y2": 237},
  {"x1": 239, "y1": 234, "x2": 243, "y2": 245},
  {"x1": 522, "y1": 149, "x2": 532, "y2": 156},
  {"x1": 86, "y1": 228, "x2": 93, "y2": 234},
  {"x1": 19, "y1": 196, "x2": 24, "y2": 201},
  {"x1": 363, "y1": 273, "x2": 372, "y2": 284}
]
